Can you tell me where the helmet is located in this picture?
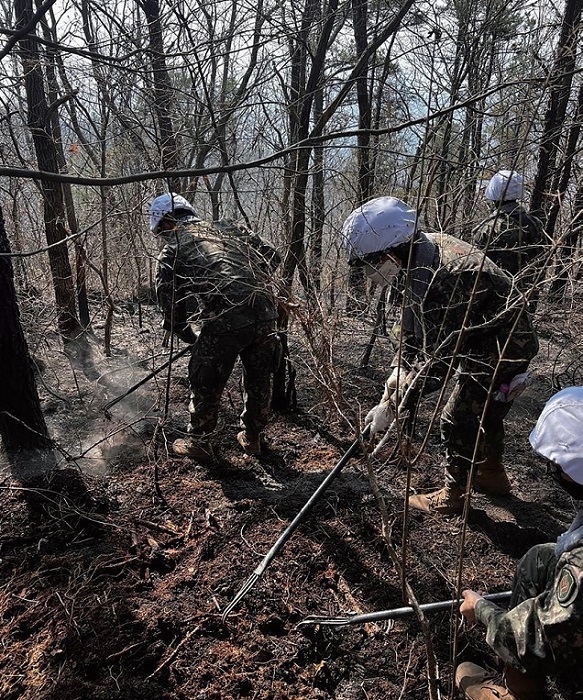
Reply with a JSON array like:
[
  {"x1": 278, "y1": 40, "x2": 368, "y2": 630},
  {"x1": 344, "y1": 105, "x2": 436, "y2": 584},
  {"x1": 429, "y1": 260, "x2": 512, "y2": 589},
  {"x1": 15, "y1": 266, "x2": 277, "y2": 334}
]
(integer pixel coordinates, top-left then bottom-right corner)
[
  {"x1": 529, "y1": 386, "x2": 583, "y2": 484},
  {"x1": 342, "y1": 196, "x2": 417, "y2": 260},
  {"x1": 149, "y1": 192, "x2": 198, "y2": 234},
  {"x1": 484, "y1": 170, "x2": 525, "y2": 202}
]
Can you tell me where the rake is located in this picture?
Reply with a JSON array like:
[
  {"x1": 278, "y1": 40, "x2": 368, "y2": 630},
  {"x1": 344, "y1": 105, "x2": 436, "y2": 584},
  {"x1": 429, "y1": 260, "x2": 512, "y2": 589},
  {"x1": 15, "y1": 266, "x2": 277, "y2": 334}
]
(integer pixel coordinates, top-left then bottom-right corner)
[
  {"x1": 221, "y1": 427, "x2": 372, "y2": 620},
  {"x1": 297, "y1": 591, "x2": 512, "y2": 628}
]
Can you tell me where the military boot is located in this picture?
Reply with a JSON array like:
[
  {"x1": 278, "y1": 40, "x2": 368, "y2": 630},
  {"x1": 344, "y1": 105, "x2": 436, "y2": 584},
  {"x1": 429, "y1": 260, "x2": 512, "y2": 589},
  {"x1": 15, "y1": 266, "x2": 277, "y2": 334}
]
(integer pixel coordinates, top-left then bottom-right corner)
[
  {"x1": 172, "y1": 437, "x2": 214, "y2": 462},
  {"x1": 408, "y1": 484, "x2": 465, "y2": 515},
  {"x1": 237, "y1": 431, "x2": 262, "y2": 456},
  {"x1": 473, "y1": 458, "x2": 512, "y2": 496},
  {"x1": 455, "y1": 662, "x2": 544, "y2": 700}
]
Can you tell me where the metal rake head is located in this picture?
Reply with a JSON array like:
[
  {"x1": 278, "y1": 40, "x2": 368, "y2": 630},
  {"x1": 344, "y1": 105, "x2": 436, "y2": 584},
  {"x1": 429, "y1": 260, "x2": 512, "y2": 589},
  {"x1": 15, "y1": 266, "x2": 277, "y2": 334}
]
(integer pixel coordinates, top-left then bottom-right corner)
[
  {"x1": 221, "y1": 571, "x2": 261, "y2": 622},
  {"x1": 296, "y1": 614, "x2": 354, "y2": 628}
]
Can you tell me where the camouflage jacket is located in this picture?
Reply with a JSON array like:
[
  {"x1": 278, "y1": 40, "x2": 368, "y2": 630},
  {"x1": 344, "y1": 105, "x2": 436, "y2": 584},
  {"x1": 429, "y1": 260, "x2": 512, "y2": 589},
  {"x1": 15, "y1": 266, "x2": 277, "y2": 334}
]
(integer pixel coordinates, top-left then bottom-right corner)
[
  {"x1": 155, "y1": 218, "x2": 280, "y2": 334},
  {"x1": 394, "y1": 232, "x2": 538, "y2": 386},
  {"x1": 473, "y1": 203, "x2": 545, "y2": 285},
  {"x1": 475, "y1": 526, "x2": 583, "y2": 676}
]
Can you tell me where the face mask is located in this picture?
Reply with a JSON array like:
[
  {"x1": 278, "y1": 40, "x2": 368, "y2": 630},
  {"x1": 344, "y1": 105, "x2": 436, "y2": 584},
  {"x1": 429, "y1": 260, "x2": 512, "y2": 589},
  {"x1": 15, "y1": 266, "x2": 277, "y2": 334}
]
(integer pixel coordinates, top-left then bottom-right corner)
[
  {"x1": 365, "y1": 257, "x2": 400, "y2": 288},
  {"x1": 548, "y1": 462, "x2": 583, "y2": 500}
]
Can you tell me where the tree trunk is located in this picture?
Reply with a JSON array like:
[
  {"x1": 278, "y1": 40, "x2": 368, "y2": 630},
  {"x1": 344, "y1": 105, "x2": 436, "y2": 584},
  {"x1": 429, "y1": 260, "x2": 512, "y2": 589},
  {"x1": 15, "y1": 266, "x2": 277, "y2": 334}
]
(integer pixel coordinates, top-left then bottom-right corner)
[
  {"x1": 39, "y1": 9, "x2": 91, "y2": 328},
  {"x1": 352, "y1": 0, "x2": 374, "y2": 202},
  {"x1": 346, "y1": 0, "x2": 373, "y2": 314},
  {"x1": 531, "y1": 0, "x2": 583, "y2": 219},
  {"x1": 310, "y1": 82, "x2": 325, "y2": 293},
  {"x1": 138, "y1": 0, "x2": 180, "y2": 190},
  {"x1": 14, "y1": 0, "x2": 81, "y2": 339},
  {"x1": 549, "y1": 172, "x2": 583, "y2": 300},
  {"x1": 0, "y1": 206, "x2": 51, "y2": 450}
]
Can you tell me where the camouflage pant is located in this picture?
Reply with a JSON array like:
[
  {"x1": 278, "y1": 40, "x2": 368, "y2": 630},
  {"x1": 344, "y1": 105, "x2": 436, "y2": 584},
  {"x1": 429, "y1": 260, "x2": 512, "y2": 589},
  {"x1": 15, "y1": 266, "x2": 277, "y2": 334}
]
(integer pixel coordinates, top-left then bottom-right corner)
[
  {"x1": 186, "y1": 318, "x2": 279, "y2": 438},
  {"x1": 441, "y1": 324, "x2": 538, "y2": 486}
]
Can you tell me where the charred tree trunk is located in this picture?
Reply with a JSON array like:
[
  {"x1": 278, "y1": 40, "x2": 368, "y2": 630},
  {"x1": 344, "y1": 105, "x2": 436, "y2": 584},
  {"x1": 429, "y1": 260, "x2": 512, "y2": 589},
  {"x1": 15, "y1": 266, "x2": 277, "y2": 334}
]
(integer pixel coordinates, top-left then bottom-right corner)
[
  {"x1": 346, "y1": 0, "x2": 372, "y2": 314},
  {"x1": 39, "y1": 10, "x2": 91, "y2": 328},
  {"x1": 138, "y1": 0, "x2": 180, "y2": 190},
  {"x1": 14, "y1": 0, "x2": 81, "y2": 339},
  {"x1": 0, "y1": 206, "x2": 51, "y2": 450},
  {"x1": 531, "y1": 0, "x2": 583, "y2": 219}
]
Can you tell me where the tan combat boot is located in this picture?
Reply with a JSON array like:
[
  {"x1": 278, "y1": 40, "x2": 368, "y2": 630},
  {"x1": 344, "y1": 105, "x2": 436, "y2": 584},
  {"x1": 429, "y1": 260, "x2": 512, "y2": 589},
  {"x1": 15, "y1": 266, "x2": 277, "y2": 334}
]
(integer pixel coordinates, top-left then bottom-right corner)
[
  {"x1": 237, "y1": 431, "x2": 262, "y2": 456},
  {"x1": 172, "y1": 437, "x2": 214, "y2": 462},
  {"x1": 455, "y1": 662, "x2": 544, "y2": 700},
  {"x1": 408, "y1": 484, "x2": 465, "y2": 515},
  {"x1": 456, "y1": 662, "x2": 515, "y2": 700},
  {"x1": 473, "y1": 458, "x2": 512, "y2": 496}
]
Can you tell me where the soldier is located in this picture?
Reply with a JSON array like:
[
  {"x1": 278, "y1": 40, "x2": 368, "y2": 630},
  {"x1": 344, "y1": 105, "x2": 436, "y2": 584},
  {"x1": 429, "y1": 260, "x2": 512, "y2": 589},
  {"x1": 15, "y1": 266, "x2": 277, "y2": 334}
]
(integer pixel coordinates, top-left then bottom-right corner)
[
  {"x1": 457, "y1": 386, "x2": 583, "y2": 700},
  {"x1": 150, "y1": 192, "x2": 281, "y2": 460},
  {"x1": 474, "y1": 170, "x2": 545, "y2": 297},
  {"x1": 343, "y1": 196, "x2": 539, "y2": 515}
]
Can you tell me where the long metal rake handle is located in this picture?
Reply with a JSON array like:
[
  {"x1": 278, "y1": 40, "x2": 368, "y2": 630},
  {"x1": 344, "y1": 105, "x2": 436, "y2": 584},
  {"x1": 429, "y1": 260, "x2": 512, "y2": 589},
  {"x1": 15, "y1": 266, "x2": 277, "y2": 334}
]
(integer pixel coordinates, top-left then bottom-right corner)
[
  {"x1": 222, "y1": 429, "x2": 370, "y2": 621},
  {"x1": 103, "y1": 344, "x2": 192, "y2": 417},
  {"x1": 297, "y1": 591, "x2": 512, "y2": 628}
]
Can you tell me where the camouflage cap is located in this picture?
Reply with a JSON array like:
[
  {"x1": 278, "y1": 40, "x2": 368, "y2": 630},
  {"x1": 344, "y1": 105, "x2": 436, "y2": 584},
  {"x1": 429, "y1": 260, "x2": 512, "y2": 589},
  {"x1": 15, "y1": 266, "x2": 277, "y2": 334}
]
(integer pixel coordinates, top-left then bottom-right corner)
[{"x1": 529, "y1": 386, "x2": 583, "y2": 484}]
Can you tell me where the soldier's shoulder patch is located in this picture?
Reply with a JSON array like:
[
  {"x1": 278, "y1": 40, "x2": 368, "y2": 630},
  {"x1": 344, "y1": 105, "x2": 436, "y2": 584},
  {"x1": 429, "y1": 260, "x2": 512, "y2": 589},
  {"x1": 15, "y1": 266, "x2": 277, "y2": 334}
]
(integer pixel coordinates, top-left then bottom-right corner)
[{"x1": 557, "y1": 565, "x2": 580, "y2": 607}]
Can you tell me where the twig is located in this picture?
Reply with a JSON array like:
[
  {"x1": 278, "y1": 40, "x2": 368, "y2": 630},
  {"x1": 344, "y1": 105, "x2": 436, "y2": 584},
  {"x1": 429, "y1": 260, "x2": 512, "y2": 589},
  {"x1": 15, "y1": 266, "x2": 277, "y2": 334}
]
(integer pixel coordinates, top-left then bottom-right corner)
[
  {"x1": 184, "y1": 510, "x2": 195, "y2": 540},
  {"x1": 362, "y1": 448, "x2": 440, "y2": 700},
  {"x1": 145, "y1": 626, "x2": 201, "y2": 680},
  {"x1": 134, "y1": 518, "x2": 183, "y2": 537},
  {"x1": 105, "y1": 641, "x2": 145, "y2": 662}
]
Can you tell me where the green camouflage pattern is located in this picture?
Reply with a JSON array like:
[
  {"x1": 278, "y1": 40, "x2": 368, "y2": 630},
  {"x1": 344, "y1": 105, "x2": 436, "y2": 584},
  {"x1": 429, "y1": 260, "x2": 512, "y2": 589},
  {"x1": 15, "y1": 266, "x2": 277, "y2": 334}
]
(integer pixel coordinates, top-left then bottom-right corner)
[
  {"x1": 155, "y1": 218, "x2": 280, "y2": 437},
  {"x1": 187, "y1": 319, "x2": 279, "y2": 437},
  {"x1": 398, "y1": 233, "x2": 539, "y2": 484},
  {"x1": 156, "y1": 218, "x2": 280, "y2": 333},
  {"x1": 473, "y1": 202, "x2": 545, "y2": 291},
  {"x1": 476, "y1": 539, "x2": 583, "y2": 682}
]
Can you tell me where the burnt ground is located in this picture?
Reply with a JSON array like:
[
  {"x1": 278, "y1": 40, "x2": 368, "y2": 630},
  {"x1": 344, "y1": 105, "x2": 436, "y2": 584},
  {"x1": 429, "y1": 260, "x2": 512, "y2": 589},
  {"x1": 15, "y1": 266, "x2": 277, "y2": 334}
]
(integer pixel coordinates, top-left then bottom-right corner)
[{"x1": 1, "y1": 297, "x2": 582, "y2": 700}]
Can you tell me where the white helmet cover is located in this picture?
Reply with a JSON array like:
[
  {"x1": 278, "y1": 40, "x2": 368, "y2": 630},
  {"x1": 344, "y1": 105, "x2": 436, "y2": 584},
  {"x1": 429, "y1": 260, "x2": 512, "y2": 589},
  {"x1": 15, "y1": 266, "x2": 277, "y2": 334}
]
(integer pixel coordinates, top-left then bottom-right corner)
[
  {"x1": 529, "y1": 386, "x2": 583, "y2": 484},
  {"x1": 342, "y1": 196, "x2": 417, "y2": 260},
  {"x1": 150, "y1": 192, "x2": 198, "y2": 233},
  {"x1": 485, "y1": 170, "x2": 525, "y2": 202}
]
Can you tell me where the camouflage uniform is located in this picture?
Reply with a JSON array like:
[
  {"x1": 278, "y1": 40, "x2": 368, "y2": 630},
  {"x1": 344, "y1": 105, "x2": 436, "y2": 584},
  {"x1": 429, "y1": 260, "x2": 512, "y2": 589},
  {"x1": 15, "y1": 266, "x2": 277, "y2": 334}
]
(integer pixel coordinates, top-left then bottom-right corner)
[
  {"x1": 473, "y1": 202, "x2": 545, "y2": 293},
  {"x1": 156, "y1": 218, "x2": 280, "y2": 438},
  {"x1": 397, "y1": 233, "x2": 539, "y2": 487},
  {"x1": 475, "y1": 517, "x2": 583, "y2": 690}
]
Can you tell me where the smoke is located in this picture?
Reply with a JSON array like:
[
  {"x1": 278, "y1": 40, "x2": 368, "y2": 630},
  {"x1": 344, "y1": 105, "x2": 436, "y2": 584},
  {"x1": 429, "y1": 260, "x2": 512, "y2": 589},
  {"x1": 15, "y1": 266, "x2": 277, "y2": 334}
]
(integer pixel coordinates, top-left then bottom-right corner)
[{"x1": 27, "y1": 335, "x2": 188, "y2": 476}]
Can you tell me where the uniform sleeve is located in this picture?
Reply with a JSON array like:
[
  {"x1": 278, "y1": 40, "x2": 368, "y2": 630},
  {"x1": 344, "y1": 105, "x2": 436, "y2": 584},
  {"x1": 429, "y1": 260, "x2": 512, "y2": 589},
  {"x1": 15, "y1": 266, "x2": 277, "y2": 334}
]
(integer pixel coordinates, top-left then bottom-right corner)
[
  {"x1": 473, "y1": 219, "x2": 494, "y2": 250},
  {"x1": 404, "y1": 266, "x2": 513, "y2": 396},
  {"x1": 155, "y1": 243, "x2": 189, "y2": 331},
  {"x1": 475, "y1": 563, "x2": 583, "y2": 675},
  {"x1": 248, "y1": 233, "x2": 281, "y2": 272}
]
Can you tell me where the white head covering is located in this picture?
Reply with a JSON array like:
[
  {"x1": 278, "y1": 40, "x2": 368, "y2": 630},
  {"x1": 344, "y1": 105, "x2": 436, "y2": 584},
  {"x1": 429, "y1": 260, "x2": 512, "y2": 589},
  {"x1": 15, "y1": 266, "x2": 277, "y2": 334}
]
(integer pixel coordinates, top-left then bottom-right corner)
[
  {"x1": 342, "y1": 196, "x2": 417, "y2": 259},
  {"x1": 529, "y1": 387, "x2": 583, "y2": 484},
  {"x1": 149, "y1": 192, "x2": 199, "y2": 233},
  {"x1": 485, "y1": 170, "x2": 525, "y2": 202}
]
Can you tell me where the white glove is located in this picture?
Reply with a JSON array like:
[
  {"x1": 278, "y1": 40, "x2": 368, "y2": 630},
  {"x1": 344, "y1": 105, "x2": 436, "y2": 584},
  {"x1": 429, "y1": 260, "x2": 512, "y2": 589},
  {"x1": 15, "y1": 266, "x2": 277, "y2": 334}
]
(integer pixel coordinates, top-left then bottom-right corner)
[
  {"x1": 365, "y1": 401, "x2": 394, "y2": 437},
  {"x1": 494, "y1": 371, "x2": 533, "y2": 403},
  {"x1": 382, "y1": 366, "x2": 409, "y2": 402}
]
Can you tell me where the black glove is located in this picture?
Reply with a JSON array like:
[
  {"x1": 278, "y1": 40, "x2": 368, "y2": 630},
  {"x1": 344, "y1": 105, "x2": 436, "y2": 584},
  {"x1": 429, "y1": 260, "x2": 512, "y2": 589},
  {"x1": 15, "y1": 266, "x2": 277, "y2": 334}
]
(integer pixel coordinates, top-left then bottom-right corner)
[
  {"x1": 175, "y1": 325, "x2": 198, "y2": 345},
  {"x1": 162, "y1": 316, "x2": 197, "y2": 345}
]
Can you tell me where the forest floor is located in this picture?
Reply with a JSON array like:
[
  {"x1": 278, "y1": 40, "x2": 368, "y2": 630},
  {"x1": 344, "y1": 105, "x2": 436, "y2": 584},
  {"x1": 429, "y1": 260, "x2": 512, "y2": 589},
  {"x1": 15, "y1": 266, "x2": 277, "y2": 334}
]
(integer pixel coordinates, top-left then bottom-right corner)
[{"x1": 1, "y1": 295, "x2": 583, "y2": 700}]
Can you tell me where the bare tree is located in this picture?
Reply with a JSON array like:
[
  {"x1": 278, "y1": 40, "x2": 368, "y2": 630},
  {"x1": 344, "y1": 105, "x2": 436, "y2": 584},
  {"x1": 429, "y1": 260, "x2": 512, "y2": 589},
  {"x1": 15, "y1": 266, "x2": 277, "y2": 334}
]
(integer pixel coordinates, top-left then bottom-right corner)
[
  {"x1": 531, "y1": 0, "x2": 583, "y2": 220},
  {"x1": 137, "y1": 0, "x2": 180, "y2": 190},
  {"x1": 14, "y1": 0, "x2": 82, "y2": 338},
  {"x1": 0, "y1": 205, "x2": 51, "y2": 449}
]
